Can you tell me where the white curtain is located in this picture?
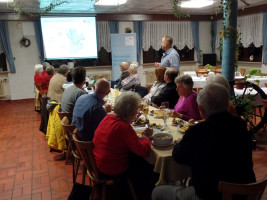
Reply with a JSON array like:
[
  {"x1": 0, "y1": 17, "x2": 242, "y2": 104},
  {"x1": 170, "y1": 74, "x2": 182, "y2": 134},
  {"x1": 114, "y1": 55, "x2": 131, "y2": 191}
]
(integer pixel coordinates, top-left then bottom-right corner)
[
  {"x1": 143, "y1": 21, "x2": 194, "y2": 51},
  {"x1": 96, "y1": 21, "x2": 111, "y2": 52},
  {"x1": 238, "y1": 13, "x2": 263, "y2": 47},
  {"x1": 216, "y1": 13, "x2": 263, "y2": 49}
]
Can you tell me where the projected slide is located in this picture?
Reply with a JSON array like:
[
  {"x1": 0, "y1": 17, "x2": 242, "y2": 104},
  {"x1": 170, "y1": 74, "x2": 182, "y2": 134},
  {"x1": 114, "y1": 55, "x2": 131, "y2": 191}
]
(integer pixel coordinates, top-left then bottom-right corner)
[{"x1": 41, "y1": 17, "x2": 97, "y2": 60}]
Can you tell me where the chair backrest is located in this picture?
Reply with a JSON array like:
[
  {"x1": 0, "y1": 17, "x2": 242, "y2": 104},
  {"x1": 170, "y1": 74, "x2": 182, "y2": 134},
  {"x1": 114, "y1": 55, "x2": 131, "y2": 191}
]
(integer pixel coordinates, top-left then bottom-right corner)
[
  {"x1": 239, "y1": 68, "x2": 246, "y2": 76},
  {"x1": 218, "y1": 176, "x2": 267, "y2": 200},
  {"x1": 214, "y1": 69, "x2": 222, "y2": 74},
  {"x1": 61, "y1": 116, "x2": 76, "y2": 150},
  {"x1": 72, "y1": 134, "x2": 100, "y2": 182},
  {"x1": 57, "y1": 106, "x2": 72, "y2": 120},
  {"x1": 195, "y1": 69, "x2": 209, "y2": 77}
]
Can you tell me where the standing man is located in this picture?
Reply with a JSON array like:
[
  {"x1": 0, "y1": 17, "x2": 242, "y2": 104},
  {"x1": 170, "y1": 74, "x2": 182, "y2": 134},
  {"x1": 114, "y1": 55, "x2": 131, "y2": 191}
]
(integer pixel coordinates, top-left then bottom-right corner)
[
  {"x1": 154, "y1": 36, "x2": 180, "y2": 72},
  {"x1": 72, "y1": 78, "x2": 111, "y2": 141}
]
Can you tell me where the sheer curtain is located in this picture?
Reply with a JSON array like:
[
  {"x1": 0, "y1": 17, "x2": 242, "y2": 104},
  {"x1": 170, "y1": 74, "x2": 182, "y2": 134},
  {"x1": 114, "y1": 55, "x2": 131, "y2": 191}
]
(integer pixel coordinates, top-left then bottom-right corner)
[
  {"x1": 238, "y1": 13, "x2": 263, "y2": 47},
  {"x1": 143, "y1": 21, "x2": 194, "y2": 51},
  {"x1": 97, "y1": 21, "x2": 111, "y2": 52}
]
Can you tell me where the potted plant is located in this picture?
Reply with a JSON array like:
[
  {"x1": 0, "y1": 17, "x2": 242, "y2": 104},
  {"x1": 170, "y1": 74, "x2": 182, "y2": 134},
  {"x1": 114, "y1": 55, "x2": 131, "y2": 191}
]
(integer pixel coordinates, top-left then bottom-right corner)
[{"x1": 205, "y1": 64, "x2": 213, "y2": 71}]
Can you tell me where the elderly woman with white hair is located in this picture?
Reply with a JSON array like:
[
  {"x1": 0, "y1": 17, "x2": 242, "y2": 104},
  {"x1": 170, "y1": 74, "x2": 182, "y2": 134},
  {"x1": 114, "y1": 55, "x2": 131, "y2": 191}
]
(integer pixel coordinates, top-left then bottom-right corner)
[
  {"x1": 34, "y1": 64, "x2": 48, "y2": 93},
  {"x1": 120, "y1": 63, "x2": 141, "y2": 91},
  {"x1": 93, "y1": 91, "x2": 152, "y2": 176},
  {"x1": 170, "y1": 75, "x2": 201, "y2": 121}
]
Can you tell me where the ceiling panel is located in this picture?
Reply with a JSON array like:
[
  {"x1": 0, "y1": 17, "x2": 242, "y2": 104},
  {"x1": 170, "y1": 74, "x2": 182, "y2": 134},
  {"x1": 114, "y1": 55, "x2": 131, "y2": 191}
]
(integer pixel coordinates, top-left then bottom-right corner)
[{"x1": 0, "y1": 0, "x2": 266, "y2": 15}]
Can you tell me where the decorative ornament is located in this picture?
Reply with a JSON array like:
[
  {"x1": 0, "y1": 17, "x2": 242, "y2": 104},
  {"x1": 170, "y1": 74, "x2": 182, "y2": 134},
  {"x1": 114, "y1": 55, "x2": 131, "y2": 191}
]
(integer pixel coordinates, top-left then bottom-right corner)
[{"x1": 20, "y1": 37, "x2": 31, "y2": 47}]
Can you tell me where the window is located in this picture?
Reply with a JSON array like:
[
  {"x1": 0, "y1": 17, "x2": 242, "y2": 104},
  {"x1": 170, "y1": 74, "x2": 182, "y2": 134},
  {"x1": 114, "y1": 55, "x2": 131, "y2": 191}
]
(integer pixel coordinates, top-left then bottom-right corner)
[
  {"x1": 238, "y1": 43, "x2": 262, "y2": 62},
  {"x1": 0, "y1": 53, "x2": 7, "y2": 72}
]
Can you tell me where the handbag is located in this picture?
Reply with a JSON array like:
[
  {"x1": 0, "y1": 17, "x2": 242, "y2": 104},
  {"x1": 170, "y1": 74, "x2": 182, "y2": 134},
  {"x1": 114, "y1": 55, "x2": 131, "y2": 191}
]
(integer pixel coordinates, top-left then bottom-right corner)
[
  {"x1": 68, "y1": 183, "x2": 92, "y2": 200},
  {"x1": 46, "y1": 99, "x2": 59, "y2": 112}
]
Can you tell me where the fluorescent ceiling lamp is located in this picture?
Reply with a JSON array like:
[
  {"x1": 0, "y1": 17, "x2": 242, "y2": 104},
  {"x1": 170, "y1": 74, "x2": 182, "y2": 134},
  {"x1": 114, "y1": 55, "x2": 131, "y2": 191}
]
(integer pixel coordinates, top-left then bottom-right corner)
[
  {"x1": 95, "y1": 0, "x2": 127, "y2": 6},
  {"x1": 181, "y1": 0, "x2": 213, "y2": 8},
  {"x1": 0, "y1": 0, "x2": 13, "y2": 2}
]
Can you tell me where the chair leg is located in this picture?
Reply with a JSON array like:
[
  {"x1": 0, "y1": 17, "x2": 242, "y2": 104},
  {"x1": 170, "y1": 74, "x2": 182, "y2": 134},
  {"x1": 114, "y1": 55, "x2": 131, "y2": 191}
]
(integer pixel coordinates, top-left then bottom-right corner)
[
  {"x1": 82, "y1": 164, "x2": 87, "y2": 185},
  {"x1": 90, "y1": 184, "x2": 96, "y2": 200},
  {"x1": 65, "y1": 140, "x2": 72, "y2": 165},
  {"x1": 102, "y1": 182, "x2": 107, "y2": 200},
  {"x1": 127, "y1": 178, "x2": 138, "y2": 200},
  {"x1": 74, "y1": 159, "x2": 80, "y2": 183}
]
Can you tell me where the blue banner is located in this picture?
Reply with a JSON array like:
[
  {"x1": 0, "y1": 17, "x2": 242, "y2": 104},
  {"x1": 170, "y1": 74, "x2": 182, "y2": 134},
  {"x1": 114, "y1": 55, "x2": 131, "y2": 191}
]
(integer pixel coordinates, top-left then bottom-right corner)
[{"x1": 110, "y1": 33, "x2": 137, "y2": 81}]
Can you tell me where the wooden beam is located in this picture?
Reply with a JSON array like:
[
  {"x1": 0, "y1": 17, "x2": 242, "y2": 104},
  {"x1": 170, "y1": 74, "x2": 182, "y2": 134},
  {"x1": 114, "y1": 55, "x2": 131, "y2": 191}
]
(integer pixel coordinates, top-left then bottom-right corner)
[{"x1": 96, "y1": 14, "x2": 212, "y2": 21}]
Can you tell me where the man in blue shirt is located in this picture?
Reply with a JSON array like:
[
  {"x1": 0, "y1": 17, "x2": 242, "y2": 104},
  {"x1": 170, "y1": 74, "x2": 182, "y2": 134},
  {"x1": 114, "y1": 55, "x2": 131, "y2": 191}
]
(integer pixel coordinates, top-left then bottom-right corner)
[
  {"x1": 154, "y1": 36, "x2": 180, "y2": 72},
  {"x1": 72, "y1": 78, "x2": 111, "y2": 141}
]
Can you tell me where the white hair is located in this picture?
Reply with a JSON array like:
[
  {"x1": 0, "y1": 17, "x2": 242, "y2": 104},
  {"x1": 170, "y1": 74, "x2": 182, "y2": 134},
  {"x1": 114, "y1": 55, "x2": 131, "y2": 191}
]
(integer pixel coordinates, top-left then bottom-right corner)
[
  {"x1": 34, "y1": 64, "x2": 43, "y2": 74},
  {"x1": 197, "y1": 83, "x2": 229, "y2": 117},
  {"x1": 129, "y1": 64, "x2": 138, "y2": 74},
  {"x1": 114, "y1": 91, "x2": 141, "y2": 122},
  {"x1": 206, "y1": 74, "x2": 230, "y2": 91}
]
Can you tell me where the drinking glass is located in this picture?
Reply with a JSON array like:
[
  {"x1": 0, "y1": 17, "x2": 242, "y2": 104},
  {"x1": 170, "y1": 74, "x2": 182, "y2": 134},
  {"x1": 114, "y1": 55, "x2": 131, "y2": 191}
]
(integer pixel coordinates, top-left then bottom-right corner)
[
  {"x1": 143, "y1": 104, "x2": 149, "y2": 119},
  {"x1": 162, "y1": 109, "x2": 170, "y2": 127}
]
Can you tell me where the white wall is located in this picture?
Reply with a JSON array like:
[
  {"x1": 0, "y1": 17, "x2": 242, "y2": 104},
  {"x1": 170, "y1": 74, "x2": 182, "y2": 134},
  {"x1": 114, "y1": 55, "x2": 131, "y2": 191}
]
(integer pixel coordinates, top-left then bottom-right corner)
[
  {"x1": 199, "y1": 21, "x2": 212, "y2": 65},
  {"x1": 8, "y1": 21, "x2": 40, "y2": 100}
]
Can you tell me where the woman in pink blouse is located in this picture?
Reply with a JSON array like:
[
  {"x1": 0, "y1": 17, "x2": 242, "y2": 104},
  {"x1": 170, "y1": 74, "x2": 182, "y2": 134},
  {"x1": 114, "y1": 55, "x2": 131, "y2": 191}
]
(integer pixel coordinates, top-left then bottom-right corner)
[{"x1": 170, "y1": 75, "x2": 201, "y2": 121}]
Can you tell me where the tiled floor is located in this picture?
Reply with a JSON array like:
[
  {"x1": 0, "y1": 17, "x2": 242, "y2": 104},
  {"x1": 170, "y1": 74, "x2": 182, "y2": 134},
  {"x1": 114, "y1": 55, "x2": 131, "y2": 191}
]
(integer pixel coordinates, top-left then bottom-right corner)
[{"x1": 0, "y1": 99, "x2": 266, "y2": 200}]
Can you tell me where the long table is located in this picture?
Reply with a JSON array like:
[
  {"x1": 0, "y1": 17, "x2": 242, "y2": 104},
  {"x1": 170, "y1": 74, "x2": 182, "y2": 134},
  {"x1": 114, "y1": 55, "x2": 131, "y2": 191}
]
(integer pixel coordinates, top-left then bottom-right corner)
[{"x1": 108, "y1": 89, "x2": 191, "y2": 186}]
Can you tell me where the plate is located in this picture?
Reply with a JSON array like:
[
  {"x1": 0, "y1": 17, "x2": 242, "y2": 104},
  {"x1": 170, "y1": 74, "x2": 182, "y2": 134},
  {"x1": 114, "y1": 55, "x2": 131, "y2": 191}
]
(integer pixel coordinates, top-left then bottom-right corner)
[
  {"x1": 133, "y1": 126, "x2": 147, "y2": 138},
  {"x1": 177, "y1": 123, "x2": 190, "y2": 133},
  {"x1": 152, "y1": 140, "x2": 173, "y2": 147}
]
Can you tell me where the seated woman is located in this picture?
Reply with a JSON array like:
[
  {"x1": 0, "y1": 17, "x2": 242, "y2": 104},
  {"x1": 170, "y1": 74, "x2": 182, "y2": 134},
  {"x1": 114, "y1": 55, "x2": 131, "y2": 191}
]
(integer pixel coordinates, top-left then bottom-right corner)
[
  {"x1": 34, "y1": 64, "x2": 48, "y2": 93},
  {"x1": 43, "y1": 65, "x2": 55, "y2": 89},
  {"x1": 93, "y1": 91, "x2": 152, "y2": 176},
  {"x1": 143, "y1": 66, "x2": 166, "y2": 104},
  {"x1": 120, "y1": 64, "x2": 141, "y2": 91},
  {"x1": 170, "y1": 75, "x2": 201, "y2": 121}
]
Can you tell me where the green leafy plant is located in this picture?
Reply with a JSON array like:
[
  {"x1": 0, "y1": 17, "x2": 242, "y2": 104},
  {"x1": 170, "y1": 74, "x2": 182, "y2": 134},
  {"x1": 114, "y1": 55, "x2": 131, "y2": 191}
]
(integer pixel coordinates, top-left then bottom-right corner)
[
  {"x1": 244, "y1": 69, "x2": 262, "y2": 84},
  {"x1": 232, "y1": 92, "x2": 254, "y2": 121},
  {"x1": 205, "y1": 64, "x2": 213, "y2": 71},
  {"x1": 172, "y1": 0, "x2": 189, "y2": 18}
]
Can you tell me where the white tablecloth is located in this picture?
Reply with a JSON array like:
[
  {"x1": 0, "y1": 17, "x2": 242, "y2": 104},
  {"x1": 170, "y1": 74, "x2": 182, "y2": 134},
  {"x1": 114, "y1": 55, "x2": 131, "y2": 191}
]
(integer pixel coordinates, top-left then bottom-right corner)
[{"x1": 234, "y1": 87, "x2": 267, "y2": 105}]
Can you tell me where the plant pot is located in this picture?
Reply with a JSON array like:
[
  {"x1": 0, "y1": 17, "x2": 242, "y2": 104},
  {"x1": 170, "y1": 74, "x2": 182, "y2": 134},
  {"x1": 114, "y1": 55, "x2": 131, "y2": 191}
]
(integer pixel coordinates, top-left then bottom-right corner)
[
  {"x1": 235, "y1": 81, "x2": 246, "y2": 89},
  {"x1": 235, "y1": 78, "x2": 246, "y2": 89}
]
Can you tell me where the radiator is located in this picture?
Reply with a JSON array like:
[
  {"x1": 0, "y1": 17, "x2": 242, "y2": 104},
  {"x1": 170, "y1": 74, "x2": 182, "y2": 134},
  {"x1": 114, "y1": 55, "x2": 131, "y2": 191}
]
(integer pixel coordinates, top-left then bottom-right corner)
[{"x1": 0, "y1": 78, "x2": 6, "y2": 98}]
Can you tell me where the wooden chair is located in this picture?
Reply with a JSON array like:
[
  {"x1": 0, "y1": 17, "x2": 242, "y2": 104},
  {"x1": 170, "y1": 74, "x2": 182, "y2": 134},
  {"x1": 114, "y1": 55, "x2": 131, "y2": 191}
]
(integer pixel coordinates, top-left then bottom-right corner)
[
  {"x1": 218, "y1": 176, "x2": 267, "y2": 200},
  {"x1": 57, "y1": 107, "x2": 72, "y2": 120},
  {"x1": 239, "y1": 68, "x2": 246, "y2": 76},
  {"x1": 61, "y1": 117, "x2": 87, "y2": 184},
  {"x1": 195, "y1": 69, "x2": 209, "y2": 77},
  {"x1": 214, "y1": 68, "x2": 222, "y2": 74},
  {"x1": 72, "y1": 134, "x2": 137, "y2": 200}
]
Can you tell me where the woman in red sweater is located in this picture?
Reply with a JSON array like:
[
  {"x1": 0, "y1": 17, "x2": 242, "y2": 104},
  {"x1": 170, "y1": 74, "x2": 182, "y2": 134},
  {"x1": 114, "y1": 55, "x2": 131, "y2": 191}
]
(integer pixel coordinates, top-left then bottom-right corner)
[{"x1": 93, "y1": 91, "x2": 152, "y2": 176}]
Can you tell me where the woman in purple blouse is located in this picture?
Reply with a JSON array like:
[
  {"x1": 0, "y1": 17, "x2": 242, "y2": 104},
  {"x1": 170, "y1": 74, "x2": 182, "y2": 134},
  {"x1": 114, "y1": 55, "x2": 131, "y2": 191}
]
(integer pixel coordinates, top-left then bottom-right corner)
[{"x1": 170, "y1": 75, "x2": 201, "y2": 121}]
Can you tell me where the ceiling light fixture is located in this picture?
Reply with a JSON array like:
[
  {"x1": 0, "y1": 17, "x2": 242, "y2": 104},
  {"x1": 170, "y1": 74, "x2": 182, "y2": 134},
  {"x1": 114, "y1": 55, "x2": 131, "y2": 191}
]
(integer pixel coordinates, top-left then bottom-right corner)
[
  {"x1": 0, "y1": 0, "x2": 13, "y2": 2},
  {"x1": 95, "y1": 0, "x2": 127, "y2": 6},
  {"x1": 180, "y1": 0, "x2": 213, "y2": 8}
]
